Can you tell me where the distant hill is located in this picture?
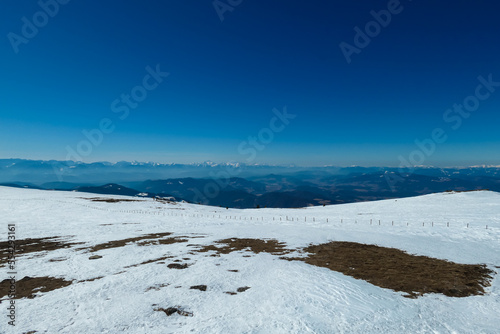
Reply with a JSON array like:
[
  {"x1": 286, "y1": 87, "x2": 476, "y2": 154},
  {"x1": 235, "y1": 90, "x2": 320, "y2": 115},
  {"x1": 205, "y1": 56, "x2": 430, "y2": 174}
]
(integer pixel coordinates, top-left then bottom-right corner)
[
  {"x1": 1, "y1": 159, "x2": 500, "y2": 208},
  {"x1": 76, "y1": 184, "x2": 144, "y2": 197}
]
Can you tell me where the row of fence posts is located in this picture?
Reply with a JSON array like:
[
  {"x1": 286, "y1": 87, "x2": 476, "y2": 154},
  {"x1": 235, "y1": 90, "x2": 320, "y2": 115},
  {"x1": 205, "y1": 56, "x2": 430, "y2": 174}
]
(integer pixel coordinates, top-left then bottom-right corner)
[{"x1": 75, "y1": 201, "x2": 490, "y2": 229}]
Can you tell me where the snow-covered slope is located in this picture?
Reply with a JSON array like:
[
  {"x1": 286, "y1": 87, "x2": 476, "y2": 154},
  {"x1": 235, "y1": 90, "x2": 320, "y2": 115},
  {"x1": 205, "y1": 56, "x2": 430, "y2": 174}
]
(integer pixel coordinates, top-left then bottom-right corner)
[{"x1": 1, "y1": 186, "x2": 499, "y2": 333}]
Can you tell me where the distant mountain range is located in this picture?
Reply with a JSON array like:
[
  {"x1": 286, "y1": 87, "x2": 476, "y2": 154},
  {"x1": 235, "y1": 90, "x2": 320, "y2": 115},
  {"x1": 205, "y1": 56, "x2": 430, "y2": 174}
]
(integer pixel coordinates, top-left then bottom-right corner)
[
  {"x1": 0, "y1": 158, "x2": 312, "y2": 184},
  {"x1": 1, "y1": 159, "x2": 500, "y2": 208}
]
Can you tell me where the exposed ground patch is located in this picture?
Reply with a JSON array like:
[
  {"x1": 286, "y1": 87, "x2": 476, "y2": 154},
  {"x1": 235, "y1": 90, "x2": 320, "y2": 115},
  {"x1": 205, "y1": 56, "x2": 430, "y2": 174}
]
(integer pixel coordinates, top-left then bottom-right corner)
[
  {"x1": 198, "y1": 237, "x2": 494, "y2": 298},
  {"x1": 289, "y1": 241, "x2": 494, "y2": 298},
  {"x1": 0, "y1": 276, "x2": 72, "y2": 300},
  {"x1": 146, "y1": 283, "x2": 170, "y2": 291},
  {"x1": 88, "y1": 232, "x2": 186, "y2": 252},
  {"x1": 77, "y1": 276, "x2": 104, "y2": 283},
  {"x1": 84, "y1": 197, "x2": 143, "y2": 203},
  {"x1": 140, "y1": 237, "x2": 188, "y2": 247},
  {"x1": 196, "y1": 238, "x2": 290, "y2": 255},
  {"x1": 0, "y1": 236, "x2": 82, "y2": 266},
  {"x1": 125, "y1": 256, "x2": 174, "y2": 268},
  {"x1": 155, "y1": 307, "x2": 193, "y2": 317},
  {"x1": 167, "y1": 263, "x2": 189, "y2": 269}
]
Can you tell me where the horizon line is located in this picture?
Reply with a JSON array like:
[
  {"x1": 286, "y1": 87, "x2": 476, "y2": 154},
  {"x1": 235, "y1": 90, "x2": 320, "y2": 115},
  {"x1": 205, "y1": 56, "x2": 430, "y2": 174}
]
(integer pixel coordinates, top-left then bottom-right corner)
[{"x1": 2, "y1": 157, "x2": 500, "y2": 169}]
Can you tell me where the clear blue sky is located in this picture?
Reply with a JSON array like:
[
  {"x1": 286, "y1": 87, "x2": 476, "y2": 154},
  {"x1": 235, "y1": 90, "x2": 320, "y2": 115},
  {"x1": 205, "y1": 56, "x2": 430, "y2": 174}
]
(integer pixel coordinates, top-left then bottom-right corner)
[{"x1": 1, "y1": 0, "x2": 500, "y2": 166}]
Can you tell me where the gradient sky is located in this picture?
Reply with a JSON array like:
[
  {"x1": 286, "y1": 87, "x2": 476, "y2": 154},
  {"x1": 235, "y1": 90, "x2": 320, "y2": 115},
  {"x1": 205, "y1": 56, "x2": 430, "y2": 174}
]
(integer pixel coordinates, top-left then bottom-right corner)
[{"x1": 1, "y1": 0, "x2": 500, "y2": 166}]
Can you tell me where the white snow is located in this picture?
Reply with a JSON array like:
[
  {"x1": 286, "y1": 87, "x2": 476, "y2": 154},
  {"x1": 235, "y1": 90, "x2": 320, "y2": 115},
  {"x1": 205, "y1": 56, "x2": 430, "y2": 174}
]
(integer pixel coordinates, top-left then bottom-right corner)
[{"x1": 0, "y1": 186, "x2": 499, "y2": 333}]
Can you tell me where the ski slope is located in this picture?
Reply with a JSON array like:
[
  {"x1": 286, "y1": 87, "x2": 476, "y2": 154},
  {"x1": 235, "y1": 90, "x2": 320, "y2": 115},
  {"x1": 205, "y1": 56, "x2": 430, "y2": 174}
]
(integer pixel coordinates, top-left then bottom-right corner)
[{"x1": 1, "y1": 186, "x2": 499, "y2": 333}]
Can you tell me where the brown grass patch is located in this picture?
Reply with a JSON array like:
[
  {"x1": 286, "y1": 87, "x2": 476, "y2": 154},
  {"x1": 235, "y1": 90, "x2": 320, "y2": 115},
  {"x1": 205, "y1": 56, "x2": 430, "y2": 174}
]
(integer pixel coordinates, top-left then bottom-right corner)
[
  {"x1": 0, "y1": 237, "x2": 82, "y2": 266},
  {"x1": 146, "y1": 283, "x2": 170, "y2": 291},
  {"x1": 138, "y1": 237, "x2": 188, "y2": 247},
  {"x1": 88, "y1": 232, "x2": 177, "y2": 252},
  {"x1": 77, "y1": 276, "x2": 104, "y2": 283},
  {"x1": 155, "y1": 307, "x2": 193, "y2": 317},
  {"x1": 0, "y1": 276, "x2": 72, "y2": 299},
  {"x1": 124, "y1": 256, "x2": 174, "y2": 268},
  {"x1": 196, "y1": 238, "x2": 290, "y2": 255},
  {"x1": 290, "y1": 241, "x2": 494, "y2": 298},
  {"x1": 85, "y1": 197, "x2": 142, "y2": 203},
  {"x1": 198, "y1": 237, "x2": 494, "y2": 298}
]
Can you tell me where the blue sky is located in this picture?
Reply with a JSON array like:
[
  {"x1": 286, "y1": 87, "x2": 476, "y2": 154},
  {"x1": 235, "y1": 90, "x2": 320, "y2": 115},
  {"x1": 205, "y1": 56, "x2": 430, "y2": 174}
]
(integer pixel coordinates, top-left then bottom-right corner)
[{"x1": 1, "y1": 0, "x2": 500, "y2": 166}]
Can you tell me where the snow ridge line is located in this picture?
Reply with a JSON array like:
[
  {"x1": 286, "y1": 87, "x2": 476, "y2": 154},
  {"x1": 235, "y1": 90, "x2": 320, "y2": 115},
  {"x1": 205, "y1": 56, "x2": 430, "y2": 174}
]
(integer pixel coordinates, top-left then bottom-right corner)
[{"x1": 1, "y1": 196, "x2": 494, "y2": 231}]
